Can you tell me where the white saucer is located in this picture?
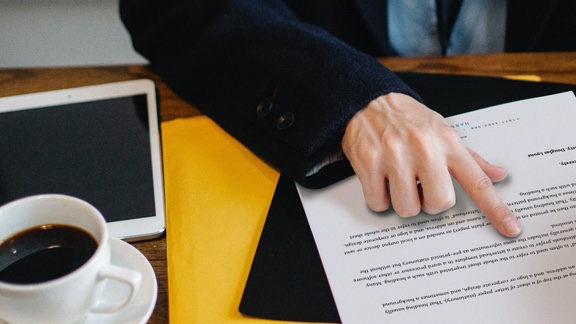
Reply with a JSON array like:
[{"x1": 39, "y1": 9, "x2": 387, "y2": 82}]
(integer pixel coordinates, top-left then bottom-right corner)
[
  {"x1": 85, "y1": 238, "x2": 158, "y2": 324},
  {"x1": 0, "y1": 238, "x2": 157, "y2": 324}
]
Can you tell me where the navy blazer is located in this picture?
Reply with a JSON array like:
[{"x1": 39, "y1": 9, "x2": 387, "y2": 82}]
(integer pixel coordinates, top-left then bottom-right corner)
[{"x1": 120, "y1": 0, "x2": 576, "y2": 188}]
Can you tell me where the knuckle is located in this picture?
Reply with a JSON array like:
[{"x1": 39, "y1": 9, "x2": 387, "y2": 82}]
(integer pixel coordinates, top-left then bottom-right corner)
[
  {"x1": 423, "y1": 196, "x2": 456, "y2": 215},
  {"x1": 440, "y1": 126, "x2": 466, "y2": 149},
  {"x1": 489, "y1": 202, "x2": 512, "y2": 218},
  {"x1": 368, "y1": 202, "x2": 390, "y2": 213},
  {"x1": 439, "y1": 123, "x2": 461, "y2": 139},
  {"x1": 366, "y1": 194, "x2": 390, "y2": 212},
  {"x1": 381, "y1": 137, "x2": 405, "y2": 160},
  {"x1": 356, "y1": 146, "x2": 380, "y2": 165},
  {"x1": 363, "y1": 187, "x2": 390, "y2": 212},
  {"x1": 395, "y1": 206, "x2": 421, "y2": 218},
  {"x1": 348, "y1": 147, "x2": 381, "y2": 173},
  {"x1": 472, "y1": 175, "x2": 494, "y2": 193}
]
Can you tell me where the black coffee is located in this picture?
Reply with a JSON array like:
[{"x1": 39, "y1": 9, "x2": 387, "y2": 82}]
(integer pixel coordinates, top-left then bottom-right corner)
[{"x1": 0, "y1": 224, "x2": 98, "y2": 284}]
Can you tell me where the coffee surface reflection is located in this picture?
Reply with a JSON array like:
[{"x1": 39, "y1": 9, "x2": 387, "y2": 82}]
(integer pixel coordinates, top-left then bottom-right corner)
[{"x1": 0, "y1": 224, "x2": 98, "y2": 284}]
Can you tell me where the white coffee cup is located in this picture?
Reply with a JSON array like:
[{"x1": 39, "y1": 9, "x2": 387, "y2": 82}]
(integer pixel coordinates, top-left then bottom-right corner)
[{"x1": 0, "y1": 194, "x2": 142, "y2": 324}]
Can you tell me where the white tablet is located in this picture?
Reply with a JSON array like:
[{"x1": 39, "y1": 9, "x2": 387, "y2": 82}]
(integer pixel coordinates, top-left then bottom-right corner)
[{"x1": 0, "y1": 79, "x2": 165, "y2": 242}]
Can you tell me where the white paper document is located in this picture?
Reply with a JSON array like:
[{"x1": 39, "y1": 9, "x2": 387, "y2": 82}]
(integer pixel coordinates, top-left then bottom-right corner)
[{"x1": 298, "y1": 92, "x2": 576, "y2": 323}]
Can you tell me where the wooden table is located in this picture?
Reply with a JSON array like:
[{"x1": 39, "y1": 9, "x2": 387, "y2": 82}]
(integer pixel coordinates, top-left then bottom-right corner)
[{"x1": 1, "y1": 52, "x2": 575, "y2": 323}]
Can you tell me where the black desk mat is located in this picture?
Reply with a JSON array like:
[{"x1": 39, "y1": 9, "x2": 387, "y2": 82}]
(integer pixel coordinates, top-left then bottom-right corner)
[{"x1": 239, "y1": 73, "x2": 576, "y2": 322}]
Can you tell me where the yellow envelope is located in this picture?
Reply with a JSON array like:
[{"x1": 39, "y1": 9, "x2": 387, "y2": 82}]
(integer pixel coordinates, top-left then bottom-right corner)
[{"x1": 162, "y1": 116, "x2": 324, "y2": 323}]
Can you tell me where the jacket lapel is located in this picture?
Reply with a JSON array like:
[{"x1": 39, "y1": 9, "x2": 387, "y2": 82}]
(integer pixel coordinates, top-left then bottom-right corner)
[
  {"x1": 352, "y1": 0, "x2": 396, "y2": 55},
  {"x1": 505, "y1": 0, "x2": 560, "y2": 51}
]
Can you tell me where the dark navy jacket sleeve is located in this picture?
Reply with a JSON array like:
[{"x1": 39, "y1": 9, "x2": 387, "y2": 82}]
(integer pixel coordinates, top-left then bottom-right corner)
[{"x1": 119, "y1": 0, "x2": 421, "y2": 188}]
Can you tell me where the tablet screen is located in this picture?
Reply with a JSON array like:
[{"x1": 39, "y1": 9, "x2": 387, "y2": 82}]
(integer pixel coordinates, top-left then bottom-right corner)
[
  {"x1": 0, "y1": 95, "x2": 156, "y2": 223},
  {"x1": 0, "y1": 80, "x2": 165, "y2": 241}
]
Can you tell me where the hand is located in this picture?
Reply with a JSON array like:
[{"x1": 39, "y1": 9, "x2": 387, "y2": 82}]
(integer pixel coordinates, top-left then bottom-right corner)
[{"x1": 341, "y1": 92, "x2": 522, "y2": 238}]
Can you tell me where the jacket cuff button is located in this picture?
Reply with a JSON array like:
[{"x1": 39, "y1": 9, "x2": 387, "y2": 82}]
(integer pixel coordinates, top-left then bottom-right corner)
[
  {"x1": 276, "y1": 112, "x2": 295, "y2": 130},
  {"x1": 256, "y1": 99, "x2": 273, "y2": 117}
]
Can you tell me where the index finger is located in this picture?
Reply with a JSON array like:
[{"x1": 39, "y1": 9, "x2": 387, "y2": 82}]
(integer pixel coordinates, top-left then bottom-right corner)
[{"x1": 450, "y1": 154, "x2": 522, "y2": 238}]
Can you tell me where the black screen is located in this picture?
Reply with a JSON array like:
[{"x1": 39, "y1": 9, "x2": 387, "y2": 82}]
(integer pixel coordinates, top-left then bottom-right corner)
[{"x1": 0, "y1": 95, "x2": 156, "y2": 222}]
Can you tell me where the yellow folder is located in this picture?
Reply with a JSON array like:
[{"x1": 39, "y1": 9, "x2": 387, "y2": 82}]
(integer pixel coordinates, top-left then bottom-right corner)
[{"x1": 162, "y1": 116, "x2": 323, "y2": 323}]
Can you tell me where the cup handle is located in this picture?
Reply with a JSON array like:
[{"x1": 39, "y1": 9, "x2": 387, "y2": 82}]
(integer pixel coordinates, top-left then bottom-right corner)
[{"x1": 90, "y1": 264, "x2": 142, "y2": 314}]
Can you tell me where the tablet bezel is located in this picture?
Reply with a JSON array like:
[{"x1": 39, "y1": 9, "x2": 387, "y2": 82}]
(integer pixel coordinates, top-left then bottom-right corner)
[{"x1": 0, "y1": 79, "x2": 165, "y2": 242}]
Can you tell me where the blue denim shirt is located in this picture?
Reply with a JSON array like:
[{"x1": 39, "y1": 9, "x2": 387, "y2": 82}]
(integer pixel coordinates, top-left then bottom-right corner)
[{"x1": 388, "y1": 0, "x2": 507, "y2": 56}]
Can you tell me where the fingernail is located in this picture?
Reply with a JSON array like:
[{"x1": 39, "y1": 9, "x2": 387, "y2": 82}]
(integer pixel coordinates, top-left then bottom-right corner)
[
  {"x1": 495, "y1": 165, "x2": 508, "y2": 173},
  {"x1": 503, "y1": 216, "x2": 522, "y2": 237}
]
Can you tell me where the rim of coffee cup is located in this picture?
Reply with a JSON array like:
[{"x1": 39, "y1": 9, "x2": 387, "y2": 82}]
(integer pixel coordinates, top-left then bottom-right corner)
[{"x1": 0, "y1": 194, "x2": 109, "y2": 290}]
